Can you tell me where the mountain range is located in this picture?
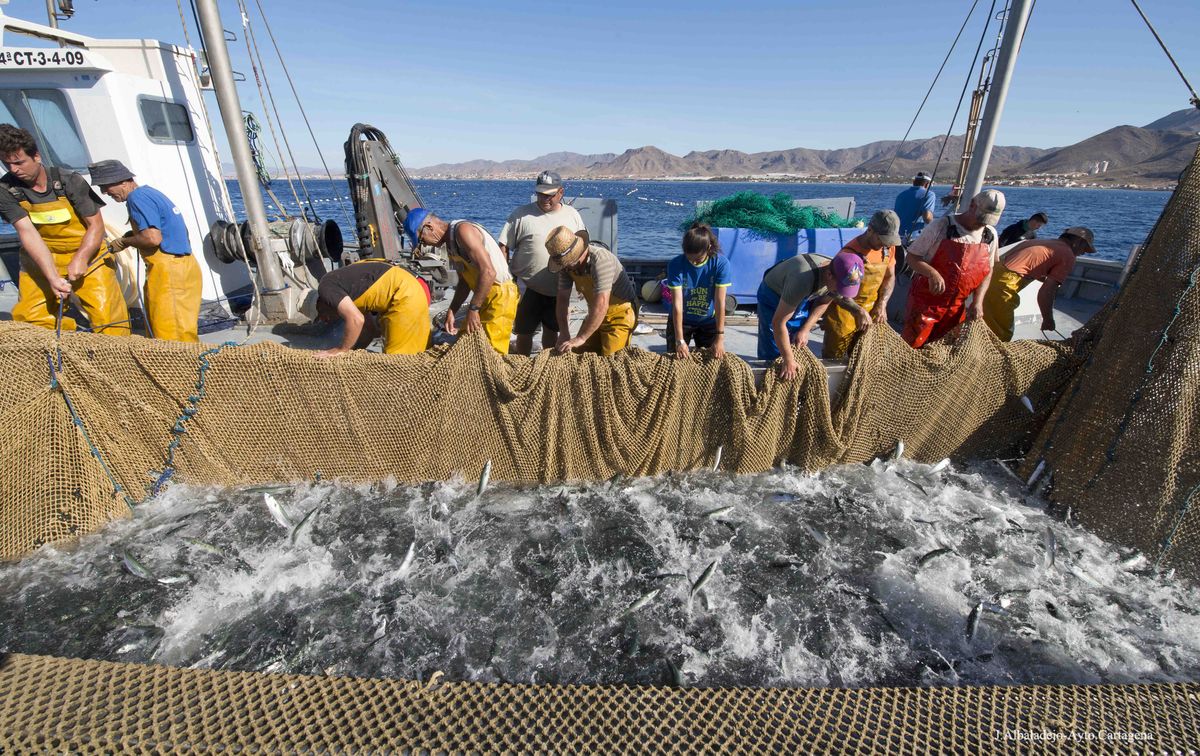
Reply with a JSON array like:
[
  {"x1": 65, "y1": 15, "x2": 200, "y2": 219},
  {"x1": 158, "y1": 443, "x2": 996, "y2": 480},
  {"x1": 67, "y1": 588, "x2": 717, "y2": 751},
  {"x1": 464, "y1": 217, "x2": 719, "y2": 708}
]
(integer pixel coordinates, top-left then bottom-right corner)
[{"x1": 410, "y1": 108, "x2": 1200, "y2": 186}]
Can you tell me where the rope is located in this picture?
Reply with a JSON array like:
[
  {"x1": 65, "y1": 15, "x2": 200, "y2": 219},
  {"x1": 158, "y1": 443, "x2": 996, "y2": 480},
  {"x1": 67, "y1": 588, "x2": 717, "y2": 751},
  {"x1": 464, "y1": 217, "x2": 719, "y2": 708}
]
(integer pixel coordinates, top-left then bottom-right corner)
[
  {"x1": 251, "y1": 0, "x2": 351, "y2": 222},
  {"x1": 883, "y1": 0, "x2": 982, "y2": 178},
  {"x1": 46, "y1": 301, "x2": 135, "y2": 512},
  {"x1": 149, "y1": 341, "x2": 238, "y2": 497},
  {"x1": 1129, "y1": 0, "x2": 1200, "y2": 111},
  {"x1": 929, "y1": 0, "x2": 997, "y2": 187},
  {"x1": 1157, "y1": 484, "x2": 1200, "y2": 568},
  {"x1": 237, "y1": 0, "x2": 310, "y2": 218}
]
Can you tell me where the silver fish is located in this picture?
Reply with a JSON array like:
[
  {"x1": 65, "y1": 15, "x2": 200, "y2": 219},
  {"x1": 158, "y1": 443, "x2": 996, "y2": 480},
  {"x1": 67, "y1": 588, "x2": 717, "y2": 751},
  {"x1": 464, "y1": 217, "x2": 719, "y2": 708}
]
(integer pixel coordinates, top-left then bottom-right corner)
[
  {"x1": 290, "y1": 506, "x2": 321, "y2": 544},
  {"x1": 120, "y1": 549, "x2": 155, "y2": 581},
  {"x1": 917, "y1": 547, "x2": 955, "y2": 569},
  {"x1": 241, "y1": 483, "x2": 292, "y2": 495},
  {"x1": 928, "y1": 458, "x2": 951, "y2": 475},
  {"x1": 897, "y1": 473, "x2": 928, "y2": 495},
  {"x1": 691, "y1": 560, "x2": 719, "y2": 596},
  {"x1": 1026, "y1": 459, "x2": 1047, "y2": 488},
  {"x1": 712, "y1": 445, "x2": 723, "y2": 471},
  {"x1": 623, "y1": 588, "x2": 661, "y2": 616},
  {"x1": 966, "y1": 601, "x2": 984, "y2": 643},
  {"x1": 891, "y1": 439, "x2": 905, "y2": 462},
  {"x1": 477, "y1": 460, "x2": 492, "y2": 496},
  {"x1": 1043, "y1": 526, "x2": 1057, "y2": 568},
  {"x1": 396, "y1": 540, "x2": 417, "y2": 581},
  {"x1": 156, "y1": 575, "x2": 189, "y2": 586},
  {"x1": 803, "y1": 523, "x2": 831, "y2": 549},
  {"x1": 1020, "y1": 395, "x2": 1035, "y2": 413},
  {"x1": 182, "y1": 537, "x2": 224, "y2": 557},
  {"x1": 702, "y1": 504, "x2": 735, "y2": 520},
  {"x1": 263, "y1": 493, "x2": 293, "y2": 529},
  {"x1": 664, "y1": 656, "x2": 685, "y2": 687}
]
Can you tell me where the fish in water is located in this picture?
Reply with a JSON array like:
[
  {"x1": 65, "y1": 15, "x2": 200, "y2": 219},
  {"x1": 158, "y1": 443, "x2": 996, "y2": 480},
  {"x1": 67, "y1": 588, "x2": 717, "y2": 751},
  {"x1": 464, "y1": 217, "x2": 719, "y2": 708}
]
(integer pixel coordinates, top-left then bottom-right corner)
[
  {"x1": 802, "y1": 523, "x2": 831, "y2": 549},
  {"x1": 121, "y1": 549, "x2": 188, "y2": 586},
  {"x1": 290, "y1": 506, "x2": 321, "y2": 544},
  {"x1": 917, "y1": 547, "x2": 955, "y2": 569},
  {"x1": 1026, "y1": 460, "x2": 1047, "y2": 488},
  {"x1": 241, "y1": 483, "x2": 293, "y2": 495},
  {"x1": 1020, "y1": 395, "x2": 1035, "y2": 413},
  {"x1": 623, "y1": 588, "x2": 661, "y2": 617},
  {"x1": 896, "y1": 473, "x2": 928, "y2": 495},
  {"x1": 477, "y1": 460, "x2": 492, "y2": 496},
  {"x1": 182, "y1": 537, "x2": 224, "y2": 557},
  {"x1": 691, "y1": 560, "x2": 719, "y2": 597},
  {"x1": 966, "y1": 601, "x2": 984, "y2": 643},
  {"x1": 702, "y1": 505, "x2": 735, "y2": 520},
  {"x1": 394, "y1": 540, "x2": 417, "y2": 582},
  {"x1": 928, "y1": 458, "x2": 951, "y2": 475},
  {"x1": 1043, "y1": 526, "x2": 1057, "y2": 568},
  {"x1": 712, "y1": 445, "x2": 723, "y2": 472},
  {"x1": 263, "y1": 493, "x2": 293, "y2": 529},
  {"x1": 891, "y1": 440, "x2": 905, "y2": 462},
  {"x1": 664, "y1": 656, "x2": 685, "y2": 687}
]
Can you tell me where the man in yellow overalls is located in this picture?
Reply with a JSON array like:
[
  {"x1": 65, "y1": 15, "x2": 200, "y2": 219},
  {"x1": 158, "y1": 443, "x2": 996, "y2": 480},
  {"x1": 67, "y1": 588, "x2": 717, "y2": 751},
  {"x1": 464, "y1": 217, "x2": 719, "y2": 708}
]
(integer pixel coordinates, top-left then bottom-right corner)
[
  {"x1": 88, "y1": 159, "x2": 202, "y2": 342},
  {"x1": 0, "y1": 125, "x2": 129, "y2": 336},
  {"x1": 306, "y1": 259, "x2": 431, "y2": 356},
  {"x1": 403, "y1": 208, "x2": 518, "y2": 354},
  {"x1": 546, "y1": 226, "x2": 639, "y2": 355},
  {"x1": 821, "y1": 209, "x2": 900, "y2": 359}
]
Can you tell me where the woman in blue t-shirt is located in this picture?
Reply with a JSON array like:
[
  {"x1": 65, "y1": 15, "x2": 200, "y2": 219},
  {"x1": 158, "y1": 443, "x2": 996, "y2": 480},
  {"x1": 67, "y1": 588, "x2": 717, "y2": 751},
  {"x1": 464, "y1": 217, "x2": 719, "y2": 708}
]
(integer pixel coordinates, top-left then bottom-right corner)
[{"x1": 665, "y1": 223, "x2": 732, "y2": 360}]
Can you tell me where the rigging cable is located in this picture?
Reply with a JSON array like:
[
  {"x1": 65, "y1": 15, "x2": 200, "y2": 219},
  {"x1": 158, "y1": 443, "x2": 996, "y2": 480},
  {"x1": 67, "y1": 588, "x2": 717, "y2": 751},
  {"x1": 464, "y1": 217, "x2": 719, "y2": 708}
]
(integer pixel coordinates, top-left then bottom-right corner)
[
  {"x1": 237, "y1": 0, "x2": 313, "y2": 220},
  {"x1": 252, "y1": 0, "x2": 352, "y2": 224},
  {"x1": 1128, "y1": 0, "x2": 1200, "y2": 110},
  {"x1": 883, "y1": 0, "x2": 982, "y2": 178},
  {"x1": 929, "y1": 0, "x2": 998, "y2": 187}
]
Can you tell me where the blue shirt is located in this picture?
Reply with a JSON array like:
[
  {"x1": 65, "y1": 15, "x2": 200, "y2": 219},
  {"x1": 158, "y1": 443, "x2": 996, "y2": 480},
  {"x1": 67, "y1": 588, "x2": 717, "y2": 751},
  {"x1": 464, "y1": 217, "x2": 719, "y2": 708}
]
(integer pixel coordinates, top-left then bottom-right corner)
[
  {"x1": 666, "y1": 253, "x2": 732, "y2": 325},
  {"x1": 127, "y1": 185, "x2": 191, "y2": 255},
  {"x1": 894, "y1": 185, "x2": 937, "y2": 237}
]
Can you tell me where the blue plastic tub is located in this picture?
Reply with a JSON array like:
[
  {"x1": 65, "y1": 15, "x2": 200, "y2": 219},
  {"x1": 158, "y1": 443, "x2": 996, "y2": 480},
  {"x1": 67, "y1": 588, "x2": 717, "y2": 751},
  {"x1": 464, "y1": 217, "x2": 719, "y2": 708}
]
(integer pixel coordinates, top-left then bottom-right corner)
[{"x1": 715, "y1": 227, "x2": 866, "y2": 306}]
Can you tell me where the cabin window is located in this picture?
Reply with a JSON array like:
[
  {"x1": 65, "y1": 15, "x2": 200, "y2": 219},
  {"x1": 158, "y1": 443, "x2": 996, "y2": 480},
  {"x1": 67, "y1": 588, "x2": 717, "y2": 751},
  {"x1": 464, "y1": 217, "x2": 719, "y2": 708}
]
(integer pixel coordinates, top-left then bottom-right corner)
[
  {"x1": 138, "y1": 98, "x2": 194, "y2": 144},
  {"x1": 0, "y1": 88, "x2": 90, "y2": 170}
]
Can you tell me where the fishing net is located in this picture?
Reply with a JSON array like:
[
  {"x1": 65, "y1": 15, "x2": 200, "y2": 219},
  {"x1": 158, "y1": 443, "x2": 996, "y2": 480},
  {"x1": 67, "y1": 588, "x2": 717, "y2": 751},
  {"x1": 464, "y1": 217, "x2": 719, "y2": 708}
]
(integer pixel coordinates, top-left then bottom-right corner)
[
  {"x1": 1, "y1": 149, "x2": 1199, "y2": 754},
  {"x1": 1021, "y1": 144, "x2": 1200, "y2": 579},
  {"x1": 680, "y1": 191, "x2": 858, "y2": 237}
]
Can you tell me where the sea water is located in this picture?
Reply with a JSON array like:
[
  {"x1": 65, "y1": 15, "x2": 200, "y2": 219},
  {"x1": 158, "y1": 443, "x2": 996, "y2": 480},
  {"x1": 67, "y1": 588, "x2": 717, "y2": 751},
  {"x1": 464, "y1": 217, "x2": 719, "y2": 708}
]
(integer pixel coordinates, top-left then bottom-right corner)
[
  {"x1": 231, "y1": 179, "x2": 1172, "y2": 263},
  {"x1": 3, "y1": 459, "x2": 1196, "y2": 688}
]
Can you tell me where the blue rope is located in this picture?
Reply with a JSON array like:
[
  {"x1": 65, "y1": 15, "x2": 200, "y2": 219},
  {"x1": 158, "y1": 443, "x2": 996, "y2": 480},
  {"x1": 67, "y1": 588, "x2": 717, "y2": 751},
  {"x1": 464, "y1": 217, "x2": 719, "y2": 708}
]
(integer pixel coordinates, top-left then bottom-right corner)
[
  {"x1": 44, "y1": 318, "x2": 135, "y2": 512},
  {"x1": 149, "y1": 341, "x2": 238, "y2": 496},
  {"x1": 1156, "y1": 483, "x2": 1200, "y2": 569}
]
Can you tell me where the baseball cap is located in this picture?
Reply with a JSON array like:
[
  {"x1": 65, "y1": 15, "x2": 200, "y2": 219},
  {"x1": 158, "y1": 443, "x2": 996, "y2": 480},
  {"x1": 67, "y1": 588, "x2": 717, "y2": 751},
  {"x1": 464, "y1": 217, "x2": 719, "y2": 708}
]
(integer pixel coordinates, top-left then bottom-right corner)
[
  {"x1": 971, "y1": 189, "x2": 1006, "y2": 226},
  {"x1": 830, "y1": 250, "x2": 865, "y2": 300},
  {"x1": 535, "y1": 171, "x2": 563, "y2": 194},
  {"x1": 1063, "y1": 226, "x2": 1096, "y2": 253},
  {"x1": 867, "y1": 209, "x2": 902, "y2": 247}
]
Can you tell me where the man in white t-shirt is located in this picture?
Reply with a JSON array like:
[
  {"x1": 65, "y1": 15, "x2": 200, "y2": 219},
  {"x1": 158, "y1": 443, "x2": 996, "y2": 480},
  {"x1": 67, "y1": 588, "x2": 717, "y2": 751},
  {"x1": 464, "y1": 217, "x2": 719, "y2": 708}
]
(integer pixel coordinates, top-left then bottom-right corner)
[
  {"x1": 498, "y1": 171, "x2": 586, "y2": 355},
  {"x1": 901, "y1": 189, "x2": 1005, "y2": 348}
]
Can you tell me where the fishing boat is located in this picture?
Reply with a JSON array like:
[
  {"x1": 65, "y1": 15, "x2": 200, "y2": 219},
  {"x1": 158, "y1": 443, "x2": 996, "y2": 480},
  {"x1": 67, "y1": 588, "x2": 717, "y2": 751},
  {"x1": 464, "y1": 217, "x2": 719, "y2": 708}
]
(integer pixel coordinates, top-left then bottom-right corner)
[{"x1": 1, "y1": 0, "x2": 1198, "y2": 752}]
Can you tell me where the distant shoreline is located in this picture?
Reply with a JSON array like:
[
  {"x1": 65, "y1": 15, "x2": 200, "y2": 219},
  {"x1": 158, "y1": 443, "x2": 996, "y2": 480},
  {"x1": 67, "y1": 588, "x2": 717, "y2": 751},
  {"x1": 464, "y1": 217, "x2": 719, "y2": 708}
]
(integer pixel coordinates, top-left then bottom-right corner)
[{"x1": 229, "y1": 175, "x2": 1176, "y2": 192}]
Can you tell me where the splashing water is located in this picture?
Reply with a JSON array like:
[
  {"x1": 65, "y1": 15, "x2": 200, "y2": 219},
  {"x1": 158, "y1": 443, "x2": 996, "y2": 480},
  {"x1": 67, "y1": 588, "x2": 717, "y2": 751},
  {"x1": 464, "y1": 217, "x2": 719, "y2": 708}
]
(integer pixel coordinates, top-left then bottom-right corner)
[{"x1": 2, "y1": 460, "x2": 1197, "y2": 689}]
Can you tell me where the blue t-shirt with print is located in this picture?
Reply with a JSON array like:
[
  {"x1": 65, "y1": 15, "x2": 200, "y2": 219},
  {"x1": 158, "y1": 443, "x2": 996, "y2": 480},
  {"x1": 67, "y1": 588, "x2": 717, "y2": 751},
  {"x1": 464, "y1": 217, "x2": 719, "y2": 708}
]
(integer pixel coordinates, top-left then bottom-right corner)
[
  {"x1": 127, "y1": 185, "x2": 191, "y2": 255},
  {"x1": 665, "y1": 253, "x2": 732, "y2": 326}
]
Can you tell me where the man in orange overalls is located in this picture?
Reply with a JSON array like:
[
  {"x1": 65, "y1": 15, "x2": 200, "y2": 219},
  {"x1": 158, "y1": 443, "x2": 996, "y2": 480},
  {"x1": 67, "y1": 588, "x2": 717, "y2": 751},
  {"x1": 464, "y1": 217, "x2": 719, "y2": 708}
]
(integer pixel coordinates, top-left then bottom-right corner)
[
  {"x1": 0, "y1": 124, "x2": 129, "y2": 336},
  {"x1": 901, "y1": 189, "x2": 1006, "y2": 348}
]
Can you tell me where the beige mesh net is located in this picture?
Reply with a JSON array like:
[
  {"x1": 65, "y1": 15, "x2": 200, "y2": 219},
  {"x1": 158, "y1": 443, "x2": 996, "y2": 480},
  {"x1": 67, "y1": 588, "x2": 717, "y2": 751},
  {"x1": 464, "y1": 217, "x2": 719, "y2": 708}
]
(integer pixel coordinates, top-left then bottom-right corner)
[
  {"x1": 2, "y1": 147, "x2": 1199, "y2": 752},
  {"x1": 1023, "y1": 145, "x2": 1200, "y2": 579}
]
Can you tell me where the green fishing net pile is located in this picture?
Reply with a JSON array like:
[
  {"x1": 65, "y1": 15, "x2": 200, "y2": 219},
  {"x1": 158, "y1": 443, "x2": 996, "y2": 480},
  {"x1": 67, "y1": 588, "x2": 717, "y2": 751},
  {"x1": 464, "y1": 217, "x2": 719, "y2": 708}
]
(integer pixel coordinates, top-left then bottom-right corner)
[{"x1": 680, "y1": 192, "x2": 859, "y2": 237}]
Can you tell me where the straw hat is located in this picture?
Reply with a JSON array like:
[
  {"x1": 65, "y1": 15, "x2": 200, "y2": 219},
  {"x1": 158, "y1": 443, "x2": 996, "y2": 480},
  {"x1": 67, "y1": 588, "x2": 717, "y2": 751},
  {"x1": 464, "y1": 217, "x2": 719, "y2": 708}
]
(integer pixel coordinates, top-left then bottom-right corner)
[{"x1": 545, "y1": 226, "x2": 590, "y2": 272}]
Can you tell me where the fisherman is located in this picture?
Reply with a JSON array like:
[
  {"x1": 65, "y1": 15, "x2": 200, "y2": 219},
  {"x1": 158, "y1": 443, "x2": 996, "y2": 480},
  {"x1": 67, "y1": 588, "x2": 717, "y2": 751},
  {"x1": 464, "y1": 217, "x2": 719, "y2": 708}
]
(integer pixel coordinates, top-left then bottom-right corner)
[
  {"x1": 901, "y1": 189, "x2": 1005, "y2": 348},
  {"x1": 404, "y1": 208, "x2": 518, "y2": 354},
  {"x1": 998, "y1": 211, "x2": 1048, "y2": 248},
  {"x1": 982, "y1": 227, "x2": 1096, "y2": 341},
  {"x1": 498, "y1": 171, "x2": 587, "y2": 355},
  {"x1": 546, "y1": 226, "x2": 639, "y2": 355},
  {"x1": 756, "y1": 250, "x2": 871, "y2": 380},
  {"x1": 306, "y1": 259, "x2": 431, "y2": 356},
  {"x1": 665, "y1": 223, "x2": 731, "y2": 360},
  {"x1": 893, "y1": 171, "x2": 936, "y2": 267},
  {"x1": 87, "y1": 160, "x2": 201, "y2": 342},
  {"x1": 0, "y1": 124, "x2": 130, "y2": 336},
  {"x1": 821, "y1": 209, "x2": 900, "y2": 359}
]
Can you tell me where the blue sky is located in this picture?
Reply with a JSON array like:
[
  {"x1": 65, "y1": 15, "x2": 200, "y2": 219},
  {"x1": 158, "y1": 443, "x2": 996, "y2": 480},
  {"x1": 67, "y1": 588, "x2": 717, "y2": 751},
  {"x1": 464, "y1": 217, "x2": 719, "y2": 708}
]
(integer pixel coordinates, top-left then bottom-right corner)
[{"x1": 22, "y1": 0, "x2": 1200, "y2": 168}]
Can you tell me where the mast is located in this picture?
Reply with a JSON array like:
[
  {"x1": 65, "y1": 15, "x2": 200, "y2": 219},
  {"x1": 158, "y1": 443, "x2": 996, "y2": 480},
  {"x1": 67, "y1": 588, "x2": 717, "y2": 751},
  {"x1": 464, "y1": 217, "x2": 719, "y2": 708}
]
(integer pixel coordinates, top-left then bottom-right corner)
[
  {"x1": 959, "y1": 0, "x2": 1033, "y2": 208},
  {"x1": 193, "y1": 0, "x2": 289, "y2": 318}
]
